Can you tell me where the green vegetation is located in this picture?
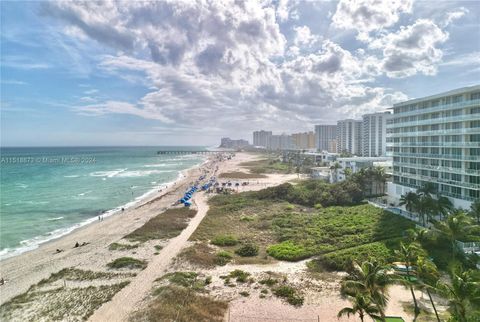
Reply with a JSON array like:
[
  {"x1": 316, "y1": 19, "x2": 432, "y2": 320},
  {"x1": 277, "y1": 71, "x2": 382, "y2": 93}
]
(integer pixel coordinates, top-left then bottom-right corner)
[
  {"x1": 266, "y1": 241, "x2": 310, "y2": 261},
  {"x1": 239, "y1": 291, "x2": 250, "y2": 297},
  {"x1": 235, "y1": 243, "x2": 259, "y2": 257},
  {"x1": 240, "y1": 158, "x2": 293, "y2": 174},
  {"x1": 312, "y1": 239, "x2": 402, "y2": 271},
  {"x1": 107, "y1": 257, "x2": 147, "y2": 270},
  {"x1": 228, "y1": 270, "x2": 251, "y2": 283},
  {"x1": 218, "y1": 171, "x2": 266, "y2": 179},
  {"x1": 211, "y1": 234, "x2": 239, "y2": 246},
  {"x1": 273, "y1": 285, "x2": 304, "y2": 306},
  {"x1": 0, "y1": 268, "x2": 131, "y2": 322},
  {"x1": 125, "y1": 208, "x2": 196, "y2": 242},
  {"x1": 190, "y1": 181, "x2": 413, "y2": 267},
  {"x1": 215, "y1": 251, "x2": 233, "y2": 266},
  {"x1": 36, "y1": 268, "x2": 135, "y2": 286},
  {"x1": 108, "y1": 242, "x2": 139, "y2": 251}
]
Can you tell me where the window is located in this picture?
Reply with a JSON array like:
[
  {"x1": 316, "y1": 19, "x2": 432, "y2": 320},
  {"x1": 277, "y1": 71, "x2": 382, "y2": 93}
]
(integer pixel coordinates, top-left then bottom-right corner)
[
  {"x1": 452, "y1": 161, "x2": 462, "y2": 168},
  {"x1": 471, "y1": 107, "x2": 480, "y2": 114},
  {"x1": 452, "y1": 95, "x2": 463, "y2": 103},
  {"x1": 468, "y1": 162, "x2": 480, "y2": 170},
  {"x1": 470, "y1": 121, "x2": 480, "y2": 129},
  {"x1": 471, "y1": 134, "x2": 480, "y2": 142},
  {"x1": 469, "y1": 189, "x2": 480, "y2": 199},
  {"x1": 471, "y1": 149, "x2": 480, "y2": 156},
  {"x1": 452, "y1": 174, "x2": 461, "y2": 181},
  {"x1": 452, "y1": 186, "x2": 461, "y2": 195},
  {"x1": 469, "y1": 176, "x2": 480, "y2": 184},
  {"x1": 471, "y1": 92, "x2": 480, "y2": 100}
]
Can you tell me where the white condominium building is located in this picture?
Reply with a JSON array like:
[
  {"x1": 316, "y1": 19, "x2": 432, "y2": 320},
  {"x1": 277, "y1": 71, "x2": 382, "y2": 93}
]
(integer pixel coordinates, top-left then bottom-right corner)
[
  {"x1": 362, "y1": 112, "x2": 390, "y2": 157},
  {"x1": 253, "y1": 130, "x2": 272, "y2": 148},
  {"x1": 314, "y1": 125, "x2": 337, "y2": 152},
  {"x1": 388, "y1": 85, "x2": 480, "y2": 209},
  {"x1": 337, "y1": 119, "x2": 362, "y2": 155}
]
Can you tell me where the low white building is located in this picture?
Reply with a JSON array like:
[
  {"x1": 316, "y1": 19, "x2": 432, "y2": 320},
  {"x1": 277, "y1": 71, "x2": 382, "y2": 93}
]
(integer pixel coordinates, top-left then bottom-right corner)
[{"x1": 334, "y1": 156, "x2": 392, "y2": 182}]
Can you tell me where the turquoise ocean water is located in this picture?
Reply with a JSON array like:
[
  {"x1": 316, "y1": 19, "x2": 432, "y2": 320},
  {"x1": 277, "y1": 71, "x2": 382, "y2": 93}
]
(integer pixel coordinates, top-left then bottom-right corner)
[{"x1": 0, "y1": 146, "x2": 206, "y2": 260}]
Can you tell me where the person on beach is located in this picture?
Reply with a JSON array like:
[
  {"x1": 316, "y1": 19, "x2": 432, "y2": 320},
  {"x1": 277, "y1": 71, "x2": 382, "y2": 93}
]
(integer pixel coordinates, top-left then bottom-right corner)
[{"x1": 74, "y1": 242, "x2": 80, "y2": 248}]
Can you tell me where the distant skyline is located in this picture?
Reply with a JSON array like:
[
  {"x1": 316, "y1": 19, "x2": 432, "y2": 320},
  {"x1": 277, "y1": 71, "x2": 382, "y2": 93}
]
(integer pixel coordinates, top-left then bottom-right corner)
[{"x1": 1, "y1": 0, "x2": 479, "y2": 146}]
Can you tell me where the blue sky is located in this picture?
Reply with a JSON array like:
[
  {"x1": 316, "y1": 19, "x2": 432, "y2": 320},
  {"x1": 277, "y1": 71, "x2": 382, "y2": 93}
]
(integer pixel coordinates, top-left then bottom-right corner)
[{"x1": 1, "y1": 0, "x2": 479, "y2": 146}]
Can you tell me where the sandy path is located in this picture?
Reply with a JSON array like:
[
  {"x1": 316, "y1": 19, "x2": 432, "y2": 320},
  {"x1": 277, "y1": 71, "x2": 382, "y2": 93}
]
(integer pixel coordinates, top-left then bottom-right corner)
[{"x1": 88, "y1": 192, "x2": 210, "y2": 322}]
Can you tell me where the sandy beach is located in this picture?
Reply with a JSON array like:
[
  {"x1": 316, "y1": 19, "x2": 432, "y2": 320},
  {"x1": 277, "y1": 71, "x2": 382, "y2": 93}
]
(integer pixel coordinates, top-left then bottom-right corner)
[{"x1": 0, "y1": 152, "x2": 444, "y2": 322}]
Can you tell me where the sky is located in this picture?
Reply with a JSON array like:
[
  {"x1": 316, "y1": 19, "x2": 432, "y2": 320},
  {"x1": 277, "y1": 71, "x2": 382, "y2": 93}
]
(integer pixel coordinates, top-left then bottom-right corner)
[{"x1": 1, "y1": 0, "x2": 479, "y2": 147}]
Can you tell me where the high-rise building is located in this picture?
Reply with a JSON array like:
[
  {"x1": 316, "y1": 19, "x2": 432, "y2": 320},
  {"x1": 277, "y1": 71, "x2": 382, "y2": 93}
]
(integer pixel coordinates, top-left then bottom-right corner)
[
  {"x1": 314, "y1": 125, "x2": 337, "y2": 152},
  {"x1": 388, "y1": 85, "x2": 480, "y2": 209},
  {"x1": 219, "y1": 138, "x2": 249, "y2": 149},
  {"x1": 362, "y1": 112, "x2": 391, "y2": 157},
  {"x1": 337, "y1": 119, "x2": 362, "y2": 155},
  {"x1": 253, "y1": 130, "x2": 272, "y2": 147},
  {"x1": 292, "y1": 132, "x2": 315, "y2": 150},
  {"x1": 267, "y1": 134, "x2": 293, "y2": 150}
]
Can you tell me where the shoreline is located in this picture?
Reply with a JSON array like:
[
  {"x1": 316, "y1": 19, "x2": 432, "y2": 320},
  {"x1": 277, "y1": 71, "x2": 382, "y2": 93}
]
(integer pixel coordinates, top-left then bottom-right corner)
[
  {"x1": 0, "y1": 156, "x2": 207, "y2": 262},
  {"x1": 0, "y1": 154, "x2": 215, "y2": 305}
]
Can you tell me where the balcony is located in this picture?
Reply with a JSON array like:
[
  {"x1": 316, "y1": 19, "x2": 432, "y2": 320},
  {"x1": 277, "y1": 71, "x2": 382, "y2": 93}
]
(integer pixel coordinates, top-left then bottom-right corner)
[
  {"x1": 391, "y1": 152, "x2": 479, "y2": 161},
  {"x1": 391, "y1": 142, "x2": 480, "y2": 147},
  {"x1": 393, "y1": 99, "x2": 480, "y2": 118},
  {"x1": 389, "y1": 112, "x2": 480, "y2": 129},
  {"x1": 392, "y1": 127, "x2": 480, "y2": 137},
  {"x1": 393, "y1": 180, "x2": 478, "y2": 201},
  {"x1": 395, "y1": 172, "x2": 480, "y2": 189},
  {"x1": 394, "y1": 162, "x2": 480, "y2": 175}
]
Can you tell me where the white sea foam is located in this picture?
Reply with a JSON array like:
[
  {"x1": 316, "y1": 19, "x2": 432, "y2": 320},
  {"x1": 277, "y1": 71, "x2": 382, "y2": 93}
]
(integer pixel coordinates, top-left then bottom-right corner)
[
  {"x1": 64, "y1": 175, "x2": 80, "y2": 178},
  {"x1": 89, "y1": 168, "x2": 127, "y2": 178},
  {"x1": 116, "y1": 169, "x2": 175, "y2": 178},
  {"x1": 143, "y1": 163, "x2": 171, "y2": 168},
  {"x1": 47, "y1": 216, "x2": 64, "y2": 221},
  {"x1": 16, "y1": 183, "x2": 29, "y2": 189}
]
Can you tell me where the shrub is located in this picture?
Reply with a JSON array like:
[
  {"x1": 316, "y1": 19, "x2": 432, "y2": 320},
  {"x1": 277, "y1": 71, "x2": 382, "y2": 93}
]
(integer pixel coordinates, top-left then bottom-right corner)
[
  {"x1": 239, "y1": 291, "x2": 250, "y2": 297},
  {"x1": 314, "y1": 239, "x2": 399, "y2": 271},
  {"x1": 235, "y1": 243, "x2": 259, "y2": 257},
  {"x1": 229, "y1": 270, "x2": 251, "y2": 283},
  {"x1": 107, "y1": 257, "x2": 147, "y2": 270},
  {"x1": 215, "y1": 251, "x2": 233, "y2": 266},
  {"x1": 211, "y1": 235, "x2": 239, "y2": 246},
  {"x1": 259, "y1": 278, "x2": 277, "y2": 286},
  {"x1": 273, "y1": 285, "x2": 304, "y2": 306},
  {"x1": 267, "y1": 241, "x2": 311, "y2": 261}
]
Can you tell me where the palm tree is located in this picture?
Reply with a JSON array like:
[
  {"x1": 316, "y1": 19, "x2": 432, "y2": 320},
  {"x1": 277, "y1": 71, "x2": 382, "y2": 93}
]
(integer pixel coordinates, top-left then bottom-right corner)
[
  {"x1": 415, "y1": 195, "x2": 436, "y2": 227},
  {"x1": 399, "y1": 191, "x2": 419, "y2": 214},
  {"x1": 469, "y1": 199, "x2": 480, "y2": 224},
  {"x1": 337, "y1": 293, "x2": 381, "y2": 322},
  {"x1": 406, "y1": 228, "x2": 430, "y2": 244},
  {"x1": 416, "y1": 257, "x2": 441, "y2": 322},
  {"x1": 371, "y1": 166, "x2": 388, "y2": 196},
  {"x1": 417, "y1": 182, "x2": 437, "y2": 198},
  {"x1": 435, "y1": 212, "x2": 472, "y2": 258},
  {"x1": 394, "y1": 242, "x2": 425, "y2": 321},
  {"x1": 437, "y1": 267, "x2": 480, "y2": 322},
  {"x1": 342, "y1": 261, "x2": 393, "y2": 319},
  {"x1": 436, "y1": 195, "x2": 453, "y2": 221}
]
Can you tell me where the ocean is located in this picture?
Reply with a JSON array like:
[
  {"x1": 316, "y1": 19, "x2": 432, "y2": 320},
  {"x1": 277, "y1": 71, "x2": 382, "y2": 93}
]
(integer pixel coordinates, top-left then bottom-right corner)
[{"x1": 0, "y1": 146, "x2": 206, "y2": 260}]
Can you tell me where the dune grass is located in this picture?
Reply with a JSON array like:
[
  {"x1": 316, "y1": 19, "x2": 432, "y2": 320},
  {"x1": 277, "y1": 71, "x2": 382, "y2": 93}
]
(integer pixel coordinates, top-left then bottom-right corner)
[
  {"x1": 219, "y1": 171, "x2": 267, "y2": 179},
  {"x1": 0, "y1": 268, "x2": 132, "y2": 322},
  {"x1": 239, "y1": 159, "x2": 293, "y2": 174},
  {"x1": 125, "y1": 208, "x2": 196, "y2": 243},
  {"x1": 107, "y1": 257, "x2": 147, "y2": 270}
]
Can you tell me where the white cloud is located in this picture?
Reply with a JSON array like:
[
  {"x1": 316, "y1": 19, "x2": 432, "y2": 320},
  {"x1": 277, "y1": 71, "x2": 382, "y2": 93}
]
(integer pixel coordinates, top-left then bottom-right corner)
[
  {"x1": 45, "y1": 0, "x2": 408, "y2": 135},
  {"x1": 370, "y1": 19, "x2": 449, "y2": 78},
  {"x1": 441, "y1": 7, "x2": 469, "y2": 27},
  {"x1": 332, "y1": 0, "x2": 412, "y2": 41},
  {"x1": 293, "y1": 25, "x2": 319, "y2": 47}
]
